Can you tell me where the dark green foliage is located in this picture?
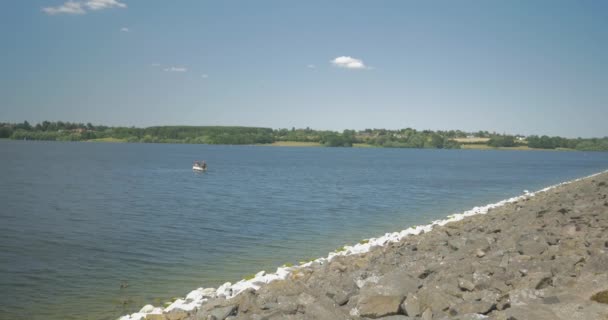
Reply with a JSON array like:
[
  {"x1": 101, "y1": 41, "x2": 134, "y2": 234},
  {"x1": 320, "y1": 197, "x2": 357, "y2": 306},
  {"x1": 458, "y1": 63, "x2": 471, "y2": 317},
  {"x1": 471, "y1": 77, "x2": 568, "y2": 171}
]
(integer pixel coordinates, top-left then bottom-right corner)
[
  {"x1": 488, "y1": 135, "x2": 516, "y2": 147},
  {"x1": 2, "y1": 121, "x2": 606, "y2": 151},
  {"x1": 319, "y1": 132, "x2": 353, "y2": 147},
  {"x1": 526, "y1": 135, "x2": 608, "y2": 151},
  {"x1": 362, "y1": 129, "x2": 460, "y2": 149},
  {"x1": 0, "y1": 125, "x2": 13, "y2": 138}
]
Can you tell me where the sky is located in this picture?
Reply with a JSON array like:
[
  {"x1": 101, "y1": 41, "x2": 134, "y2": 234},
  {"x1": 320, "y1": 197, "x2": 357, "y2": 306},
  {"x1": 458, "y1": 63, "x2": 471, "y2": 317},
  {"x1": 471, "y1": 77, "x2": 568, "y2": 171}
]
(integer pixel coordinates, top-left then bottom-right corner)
[{"x1": 0, "y1": 1, "x2": 607, "y2": 137}]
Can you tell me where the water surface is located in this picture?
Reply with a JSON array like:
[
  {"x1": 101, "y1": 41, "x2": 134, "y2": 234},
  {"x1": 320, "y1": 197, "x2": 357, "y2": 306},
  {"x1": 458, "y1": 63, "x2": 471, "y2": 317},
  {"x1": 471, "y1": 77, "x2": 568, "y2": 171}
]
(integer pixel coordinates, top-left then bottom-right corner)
[{"x1": 0, "y1": 140, "x2": 607, "y2": 320}]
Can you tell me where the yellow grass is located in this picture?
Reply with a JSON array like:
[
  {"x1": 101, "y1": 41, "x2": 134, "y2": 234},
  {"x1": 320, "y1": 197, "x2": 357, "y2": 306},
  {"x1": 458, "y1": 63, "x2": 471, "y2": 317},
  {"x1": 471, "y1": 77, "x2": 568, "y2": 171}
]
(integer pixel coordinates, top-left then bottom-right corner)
[
  {"x1": 269, "y1": 141, "x2": 322, "y2": 147},
  {"x1": 461, "y1": 144, "x2": 530, "y2": 150},
  {"x1": 353, "y1": 143, "x2": 377, "y2": 148},
  {"x1": 461, "y1": 144, "x2": 574, "y2": 151},
  {"x1": 87, "y1": 137, "x2": 127, "y2": 143},
  {"x1": 453, "y1": 137, "x2": 490, "y2": 143}
]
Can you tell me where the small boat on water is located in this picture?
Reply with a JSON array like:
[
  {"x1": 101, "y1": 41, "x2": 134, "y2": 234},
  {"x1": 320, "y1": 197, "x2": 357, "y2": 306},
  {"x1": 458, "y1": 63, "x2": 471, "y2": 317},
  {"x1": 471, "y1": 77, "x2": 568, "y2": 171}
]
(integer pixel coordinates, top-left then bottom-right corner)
[{"x1": 193, "y1": 161, "x2": 207, "y2": 172}]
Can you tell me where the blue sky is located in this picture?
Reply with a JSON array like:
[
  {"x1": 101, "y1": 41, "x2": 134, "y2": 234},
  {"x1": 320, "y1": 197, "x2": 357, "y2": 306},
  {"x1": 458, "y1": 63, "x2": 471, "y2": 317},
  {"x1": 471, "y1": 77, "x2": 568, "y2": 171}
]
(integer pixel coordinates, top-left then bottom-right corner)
[{"x1": 0, "y1": 1, "x2": 607, "y2": 137}]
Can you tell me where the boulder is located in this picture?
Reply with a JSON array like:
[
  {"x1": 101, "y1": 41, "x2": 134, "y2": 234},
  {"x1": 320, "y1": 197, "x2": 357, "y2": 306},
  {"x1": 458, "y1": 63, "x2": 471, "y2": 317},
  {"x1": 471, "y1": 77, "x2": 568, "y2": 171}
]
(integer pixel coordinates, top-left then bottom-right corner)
[
  {"x1": 358, "y1": 295, "x2": 404, "y2": 318},
  {"x1": 458, "y1": 278, "x2": 475, "y2": 292},
  {"x1": 500, "y1": 305, "x2": 559, "y2": 320},
  {"x1": 450, "y1": 301, "x2": 495, "y2": 315},
  {"x1": 400, "y1": 293, "x2": 420, "y2": 317}
]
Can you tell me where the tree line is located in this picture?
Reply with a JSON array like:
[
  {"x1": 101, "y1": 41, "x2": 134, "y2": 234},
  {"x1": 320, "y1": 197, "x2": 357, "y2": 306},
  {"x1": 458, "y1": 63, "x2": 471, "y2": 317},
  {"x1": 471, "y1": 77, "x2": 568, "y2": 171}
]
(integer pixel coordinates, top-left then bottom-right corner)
[{"x1": 1, "y1": 121, "x2": 607, "y2": 151}]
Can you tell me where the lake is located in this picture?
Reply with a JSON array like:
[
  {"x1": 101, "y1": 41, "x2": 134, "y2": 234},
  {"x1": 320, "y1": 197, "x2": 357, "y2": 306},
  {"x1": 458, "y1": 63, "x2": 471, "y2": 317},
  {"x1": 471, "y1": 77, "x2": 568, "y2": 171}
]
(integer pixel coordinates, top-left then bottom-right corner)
[{"x1": 0, "y1": 140, "x2": 606, "y2": 320}]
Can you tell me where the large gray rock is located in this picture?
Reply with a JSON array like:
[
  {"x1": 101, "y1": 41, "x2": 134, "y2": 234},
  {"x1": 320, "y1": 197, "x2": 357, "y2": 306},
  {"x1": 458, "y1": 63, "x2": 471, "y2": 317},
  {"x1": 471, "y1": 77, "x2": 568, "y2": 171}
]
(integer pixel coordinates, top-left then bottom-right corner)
[
  {"x1": 450, "y1": 301, "x2": 495, "y2": 315},
  {"x1": 209, "y1": 306, "x2": 236, "y2": 320},
  {"x1": 498, "y1": 305, "x2": 559, "y2": 320},
  {"x1": 400, "y1": 293, "x2": 420, "y2": 317},
  {"x1": 359, "y1": 270, "x2": 419, "y2": 298},
  {"x1": 417, "y1": 286, "x2": 460, "y2": 314},
  {"x1": 358, "y1": 295, "x2": 404, "y2": 318}
]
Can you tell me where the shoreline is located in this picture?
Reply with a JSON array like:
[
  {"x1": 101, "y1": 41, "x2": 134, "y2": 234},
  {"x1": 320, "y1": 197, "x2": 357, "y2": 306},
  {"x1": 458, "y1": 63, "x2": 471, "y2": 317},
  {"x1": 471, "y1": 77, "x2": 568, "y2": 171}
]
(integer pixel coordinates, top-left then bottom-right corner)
[
  {"x1": 119, "y1": 169, "x2": 608, "y2": 320},
  {"x1": 1, "y1": 139, "x2": 589, "y2": 151}
]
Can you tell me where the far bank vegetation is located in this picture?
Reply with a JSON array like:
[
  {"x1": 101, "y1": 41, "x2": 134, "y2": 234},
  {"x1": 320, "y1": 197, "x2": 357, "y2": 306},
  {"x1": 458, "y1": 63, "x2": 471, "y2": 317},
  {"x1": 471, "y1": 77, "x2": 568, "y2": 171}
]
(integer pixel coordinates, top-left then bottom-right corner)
[{"x1": 1, "y1": 121, "x2": 607, "y2": 151}]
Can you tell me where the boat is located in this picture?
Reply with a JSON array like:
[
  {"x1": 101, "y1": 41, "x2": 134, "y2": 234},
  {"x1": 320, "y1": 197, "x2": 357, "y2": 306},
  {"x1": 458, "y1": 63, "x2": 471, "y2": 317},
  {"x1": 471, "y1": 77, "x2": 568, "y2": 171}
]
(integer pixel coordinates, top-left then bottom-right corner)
[
  {"x1": 193, "y1": 161, "x2": 207, "y2": 172},
  {"x1": 192, "y1": 164, "x2": 207, "y2": 172}
]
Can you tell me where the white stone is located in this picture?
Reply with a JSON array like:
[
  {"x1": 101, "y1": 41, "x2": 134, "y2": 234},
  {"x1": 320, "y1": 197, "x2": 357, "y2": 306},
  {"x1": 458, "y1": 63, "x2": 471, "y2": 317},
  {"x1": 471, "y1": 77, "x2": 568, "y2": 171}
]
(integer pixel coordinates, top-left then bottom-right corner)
[
  {"x1": 139, "y1": 304, "x2": 155, "y2": 313},
  {"x1": 201, "y1": 287, "x2": 216, "y2": 298},
  {"x1": 185, "y1": 288, "x2": 203, "y2": 302}
]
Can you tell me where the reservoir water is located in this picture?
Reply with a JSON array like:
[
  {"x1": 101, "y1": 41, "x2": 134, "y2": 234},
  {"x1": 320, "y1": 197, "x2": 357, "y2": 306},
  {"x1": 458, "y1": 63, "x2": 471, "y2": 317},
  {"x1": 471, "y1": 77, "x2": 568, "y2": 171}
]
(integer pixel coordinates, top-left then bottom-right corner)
[{"x1": 1, "y1": 140, "x2": 607, "y2": 320}]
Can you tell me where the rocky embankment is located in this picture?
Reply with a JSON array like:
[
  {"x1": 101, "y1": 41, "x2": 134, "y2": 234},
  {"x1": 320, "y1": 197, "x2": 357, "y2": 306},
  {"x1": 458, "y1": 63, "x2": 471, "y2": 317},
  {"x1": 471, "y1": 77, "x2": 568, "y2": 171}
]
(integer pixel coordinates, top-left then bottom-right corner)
[{"x1": 124, "y1": 171, "x2": 608, "y2": 320}]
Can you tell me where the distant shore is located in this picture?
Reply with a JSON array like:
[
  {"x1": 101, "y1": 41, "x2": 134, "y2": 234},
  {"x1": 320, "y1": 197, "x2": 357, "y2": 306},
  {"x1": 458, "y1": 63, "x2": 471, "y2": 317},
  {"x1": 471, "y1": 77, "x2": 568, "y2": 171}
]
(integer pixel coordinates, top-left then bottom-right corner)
[
  {"x1": 85, "y1": 139, "x2": 574, "y2": 151},
  {"x1": 2, "y1": 138, "x2": 581, "y2": 151},
  {"x1": 4, "y1": 121, "x2": 607, "y2": 151},
  {"x1": 120, "y1": 170, "x2": 608, "y2": 320}
]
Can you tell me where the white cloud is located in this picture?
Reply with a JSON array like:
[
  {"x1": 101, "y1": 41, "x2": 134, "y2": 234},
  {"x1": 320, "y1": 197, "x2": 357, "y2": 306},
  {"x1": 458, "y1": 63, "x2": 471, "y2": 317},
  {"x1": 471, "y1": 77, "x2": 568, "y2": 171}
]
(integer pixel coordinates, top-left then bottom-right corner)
[
  {"x1": 120, "y1": 27, "x2": 130, "y2": 32},
  {"x1": 150, "y1": 63, "x2": 161, "y2": 67},
  {"x1": 331, "y1": 56, "x2": 368, "y2": 69},
  {"x1": 43, "y1": 0, "x2": 126, "y2": 15},
  {"x1": 164, "y1": 67, "x2": 187, "y2": 72},
  {"x1": 43, "y1": 1, "x2": 85, "y2": 15},
  {"x1": 85, "y1": 0, "x2": 126, "y2": 10},
  {"x1": 307, "y1": 64, "x2": 316, "y2": 69},
  {"x1": 201, "y1": 74, "x2": 209, "y2": 78}
]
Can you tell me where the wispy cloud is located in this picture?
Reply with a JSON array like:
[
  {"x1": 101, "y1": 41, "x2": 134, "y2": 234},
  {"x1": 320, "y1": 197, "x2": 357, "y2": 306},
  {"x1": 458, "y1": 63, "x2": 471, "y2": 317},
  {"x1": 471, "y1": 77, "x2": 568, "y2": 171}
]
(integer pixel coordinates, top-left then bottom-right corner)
[
  {"x1": 43, "y1": 1, "x2": 85, "y2": 15},
  {"x1": 201, "y1": 74, "x2": 209, "y2": 79},
  {"x1": 150, "y1": 63, "x2": 161, "y2": 67},
  {"x1": 120, "y1": 27, "x2": 130, "y2": 32},
  {"x1": 307, "y1": 64, "x2": 316, "y2": 69},
  {"x1": 331, "y1": 56, "x2": 368, "y2": 69},
  {"x1": 164, "y1": 67, "x2": 187, "y2": 72},
  {"x1": 85, "y1": 0, "x2": 126, "y2": 11},
  {"x1": 43, "y1": 0, "x2": 126, "y2": 15}
]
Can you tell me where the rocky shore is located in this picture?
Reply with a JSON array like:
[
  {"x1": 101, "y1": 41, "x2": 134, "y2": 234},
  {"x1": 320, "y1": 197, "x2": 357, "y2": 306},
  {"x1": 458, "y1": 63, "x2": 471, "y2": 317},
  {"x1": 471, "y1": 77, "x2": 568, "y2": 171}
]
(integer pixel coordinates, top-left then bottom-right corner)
[{"x1": 122, "y1": 171, "x2": 608, "y2": 320}]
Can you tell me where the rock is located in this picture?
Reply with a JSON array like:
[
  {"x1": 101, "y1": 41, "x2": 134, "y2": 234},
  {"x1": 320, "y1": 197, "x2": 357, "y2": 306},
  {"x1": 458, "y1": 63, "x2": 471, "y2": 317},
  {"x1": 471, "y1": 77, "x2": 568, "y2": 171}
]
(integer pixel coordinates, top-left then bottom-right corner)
[
  {"x1": 417, "y1": 287, "x2": 460, "y2": 314},
  {"x1": 208, "y1": 305, "x2": 236, "y2": 320},
  {"x1": 301, "y1": 295, "x2": 350, "y2": 320},
  {"x1": 145, "y1": 313, "x2": 166, "y2": 320},
  {"x1": 583, "y1": 253, "x2": 608, "y2": 275},
  {"x1": 201, "y1": 288, "x2": 217, "y2": 298},
  {"x1": 453, "y1": 314, "x2": 489, "y2": 320},
  {"x1": 358, "y1": 295, "x2": 404, "y2": 318},
  {"x1": 140, "y1": 305, "x2": 156, "y2": 313},
  {"x1": 472, "y1": 271, "x2": 492, "y2": 290},
  {"x1": 514, "y1": 272, "x2": 552, "y2": 290},
  {"x1": 401, "y1": 293, "x2": 420, "y2": 317},
  {"x1": 458, "y1": 278, "x2": 475, "y2": 291},
  {"x1": 164, "y1": 310, "x2": 188, "y2": 320},
  {"x1": 274, "y1": 295, "x2": 297, "y2": 314},
  {"x1": 516, "y1": 235, "x2": 548, "y2": 256},
  {"x1": 500, "y1": 305, "x2": 559, "y2": 319},
  {"x1": 421, "y1": 308, "x2": 433, "y2": 320},
  {"x1": 448, "y1": 238, "x2": 467, "y2": 251},
  {"x1": 450, "y1": 301, "x2": 495, "y2": 315},
  {"x1": 476, "y1": 249, "x2": 486, "y2": 258},
  {"x1": 359, "y1": 272, "x2": 418, "y2": 301},
  {"x1": 508, "y1": 289, "x2": 542, "y2": 306}
]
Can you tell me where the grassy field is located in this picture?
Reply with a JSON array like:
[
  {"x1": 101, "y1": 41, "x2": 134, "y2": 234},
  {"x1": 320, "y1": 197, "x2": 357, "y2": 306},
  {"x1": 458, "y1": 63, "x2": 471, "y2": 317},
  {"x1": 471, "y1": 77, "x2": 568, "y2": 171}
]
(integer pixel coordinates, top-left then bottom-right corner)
[
  {"x1": 453, "y1": 137, "x2": 490, "y2": 143},
  {"x1": 353, "y1": 143, "x2": 377, "y2": 148},
  {"x1": 269, "y1": 141, "x2": 377, "y2": 148},
  {"x1": 269, "y1": 141, "x2": 323, "y2": 147},
  {"x1": 87, "y1": 137, "x2": 127, "y2": 143},
  {"x1": 461, "y1": 144, "x2": 531, "y2": 150},
  {"x1": 461, "y1": 144, "x2": 574, "y2": 151}
]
